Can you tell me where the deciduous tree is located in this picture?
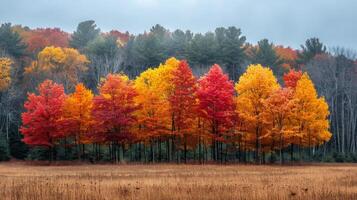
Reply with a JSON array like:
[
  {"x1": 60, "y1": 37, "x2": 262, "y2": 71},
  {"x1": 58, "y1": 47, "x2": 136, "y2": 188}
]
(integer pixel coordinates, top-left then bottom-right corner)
[
  {"x1": 263, "y1": 88, "x2": 294, "y2": 162},
  {"x1": 275, "y1": 46, "x2": 298, "y2": 70},
  {"x1": 25, "y1": 46, "x2": 88, "y2": 91},
  {"x1": 235, "y1": 64, "x2": 280, "y2": 163},
  {"x1": 134, "y1": 57, "x2": 179, "y2": 162},
  {"x1": 60, "y1": 83, "x2": 93, "y2": 159},
  {"x1": 290, "y1": 73, "x2": 331, "y2": 158},
  {"x1": 86, "y1": 35, "x2": 124, "y2": 90},
  {"x1": 169, "y1": 60, "x2": 197, "y2": 162},
  {"x1": 0, "y1": 58, "x2": 12, "y2": 91},
  {"x1": 20, "y1": 80, "x2": 66, "y2": 159},
  {"x1": 283, "y1": 69, "x2": 303, "y2": 88},
  {"x1": 92, "y1": 74, "x2": 138, "y2": 162},
  {"x1": 26, "y1": 28, "x2": 69, "y2": 54},
  {"x1": 197, "y1": 64, "x2": 235, "y2": 161}
]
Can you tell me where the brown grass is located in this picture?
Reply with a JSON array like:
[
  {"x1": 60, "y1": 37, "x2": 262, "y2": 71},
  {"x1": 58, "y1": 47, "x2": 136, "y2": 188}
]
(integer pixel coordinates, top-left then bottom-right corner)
[{"x1": 0, "y1": 162, "x2": 356, "y2": 200}]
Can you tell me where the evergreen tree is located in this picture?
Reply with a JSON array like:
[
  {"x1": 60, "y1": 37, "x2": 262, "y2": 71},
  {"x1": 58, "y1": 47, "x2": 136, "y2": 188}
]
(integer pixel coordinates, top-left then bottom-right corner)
[
  {"x1": 69, "y1": 20, "x2": 100, "y2": 51},
  {"x1": 250, "y1": 39, "x2": 284, "y2": 78},
  {"x1": 133, "y1": 24, "x2": 170, "y2": 70},
  {"x1": 187, "y1": 32, "x2": 218, "y2": 68},
  {"x1": 215, "y1": 26, "x2": 246, "y2": 81},
  {"x1": 168, "y1": 29, "x2": 192, "y2": 59},
  {"x1": 122, "y1": 36, "x2": 138, "y2": 77},
  {"x1": 298, "y1": 37, "x2": 327, "y2": 65},
  {"x1": 0, "y1": 23, "x2": 27, "y2": 58}
]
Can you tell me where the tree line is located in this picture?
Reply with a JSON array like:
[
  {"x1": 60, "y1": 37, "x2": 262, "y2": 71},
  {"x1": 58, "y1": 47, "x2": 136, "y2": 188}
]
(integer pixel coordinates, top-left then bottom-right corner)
[
  {"x1": 20, "y1": 57, "x2": 330, "y2": 164},
  {"x1": 0, "y1": 20, "x2": 355, "y2": 163}
]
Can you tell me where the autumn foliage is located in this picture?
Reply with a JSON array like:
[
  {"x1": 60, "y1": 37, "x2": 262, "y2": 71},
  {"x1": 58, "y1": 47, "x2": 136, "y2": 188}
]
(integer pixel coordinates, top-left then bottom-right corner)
[
  {"x1": 197, "y1": 64, "x2": 235, "y2": 161},
  {"x1": 0, "y1": 57, "x2": 12, "y2": 91},
  {"x1": 93, "y1": 74, "x2": 138, "y2": 144},
  {"x1": 60, "y1": 83, "x2": 93, "y2": 144},
  {"x1": 283, "y1": 69, "x2": 303, "y2": 88},
  {"x1": 25, "y1": 46, "x2": 88, "y2": 90},
  {"x1": 235, "y1": 64, "x2": 280, "y2": 162},
  {"x1": 20, "y1": 57, "x2": 331, "y2": 163},
  {"x1": 26, "y1": 28, "x2": 69, "y2": 53},
  {"x1": 274, "y1": 45, "x2": 298, "y2": 69},
  {"x1": 21, "y1": 80, "x2": 66, "y2": 147},
  {"x1": 169, "y1": 60, "x2": 198, "y2": 161}
]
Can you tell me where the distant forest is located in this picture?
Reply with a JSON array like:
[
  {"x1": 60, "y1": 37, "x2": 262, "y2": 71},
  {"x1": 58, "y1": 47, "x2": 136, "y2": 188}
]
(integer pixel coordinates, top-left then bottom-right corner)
[{"x1": 0, "y1": 20, "x2": 356, "y2": 163}]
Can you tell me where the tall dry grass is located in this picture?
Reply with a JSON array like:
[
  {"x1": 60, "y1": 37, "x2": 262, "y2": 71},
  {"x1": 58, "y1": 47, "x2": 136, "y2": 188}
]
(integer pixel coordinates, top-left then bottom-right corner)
[{"x1": 0, "y1": 162, "x2": 356, "y2": 200}]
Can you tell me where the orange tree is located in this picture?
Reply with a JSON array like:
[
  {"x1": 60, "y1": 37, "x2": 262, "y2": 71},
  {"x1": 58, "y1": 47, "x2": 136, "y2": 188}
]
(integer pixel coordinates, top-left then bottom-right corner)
[
  {"x1": 134, "y1": 57, "x2": 179, "y2": 162},
  {"x1": 59, "y1": 83, "x2": 93, "y2": 159},
  {"x1": 169, "y1": 60, "x2": 198, "y2": 163}
]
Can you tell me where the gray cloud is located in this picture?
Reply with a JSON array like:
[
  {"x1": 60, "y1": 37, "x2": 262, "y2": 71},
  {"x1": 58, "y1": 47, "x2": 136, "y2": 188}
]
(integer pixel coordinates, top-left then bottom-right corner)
[{"x1": 1, "y1": 0, "x2": 356, "y2": 49}]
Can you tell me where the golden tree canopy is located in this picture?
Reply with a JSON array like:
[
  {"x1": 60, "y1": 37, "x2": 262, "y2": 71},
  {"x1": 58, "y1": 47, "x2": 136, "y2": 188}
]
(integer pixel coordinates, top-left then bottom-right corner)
[
  {"x1": 25, "y1": 46, "x2": 89, "y2": 90},
  {"x1": 0, "y1": 57, "x2": 12, "y2": 91}
]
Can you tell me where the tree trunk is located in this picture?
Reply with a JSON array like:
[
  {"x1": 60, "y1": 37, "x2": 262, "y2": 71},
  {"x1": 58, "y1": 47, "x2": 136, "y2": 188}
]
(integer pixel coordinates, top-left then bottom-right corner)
[
  {"x1": 184, "y1": 135, "x2": 187, "y2": 163},
  {"x1": 290, "y1": 144, "x2": 294, "y2": 163}
]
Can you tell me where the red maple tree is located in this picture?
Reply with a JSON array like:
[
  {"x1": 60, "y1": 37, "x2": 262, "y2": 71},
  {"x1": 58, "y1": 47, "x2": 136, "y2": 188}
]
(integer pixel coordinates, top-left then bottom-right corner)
[
  {"x1": 170, "y1": 60, "x2": 197, "y2": 134},
  {"x1": 20, "y1": 80, "x2": 66, "y2": 147},
  {"x1": 283, "y1": 69, "x2": 303, "y2": 88},
  {"x1": 92, "y1": 74, "x2": 138, "y2": 145},
  {"x1": 109, "y1": 30, "x2": 130, "y2": 43},
  {"x1": 197, "y1": 64, "x2": 235, "y2": 161},
  {"x1": 27, "y1": 28, "x2": 69, "y2": 53},
  {"x1": 169, "y1": 60, "x2": 198, "y2": 162}
]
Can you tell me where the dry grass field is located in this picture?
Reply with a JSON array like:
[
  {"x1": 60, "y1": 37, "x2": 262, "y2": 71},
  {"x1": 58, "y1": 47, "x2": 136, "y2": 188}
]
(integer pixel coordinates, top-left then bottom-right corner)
[{"x1": 0, "y1": 162, "x2": 356, "y2": 200}]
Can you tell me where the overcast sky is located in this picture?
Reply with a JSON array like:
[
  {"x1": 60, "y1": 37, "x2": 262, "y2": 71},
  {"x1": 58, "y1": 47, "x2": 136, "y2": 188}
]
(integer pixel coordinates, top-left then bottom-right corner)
[{"x1": 1, "y1": 0, "x2": 356, "y2": 49}]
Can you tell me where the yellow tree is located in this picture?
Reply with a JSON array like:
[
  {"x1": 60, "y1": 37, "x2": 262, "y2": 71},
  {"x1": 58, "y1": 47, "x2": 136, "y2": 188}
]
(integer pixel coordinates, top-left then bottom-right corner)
[
  {"x1": 60, "y1": 83, "x2": 93, "y2": 159},
  {"x1": 134, "y1": 68, "x2": 171, "y2": 143},
  {"x1": 290, "y1": 73, "x2": 331, "y2": 158},
  {"x1": 0, "y1": 58, "x2": 12, "y2": 91},
  {"x1": 235, "y1": 64, "x2": 280, "y2": 163},
  {"x1": 25, "y1": 46, "x2": 88, "y2": 91},
  {"x1": 134, "y1": 57, "x2": 179, "y2": 161}
]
